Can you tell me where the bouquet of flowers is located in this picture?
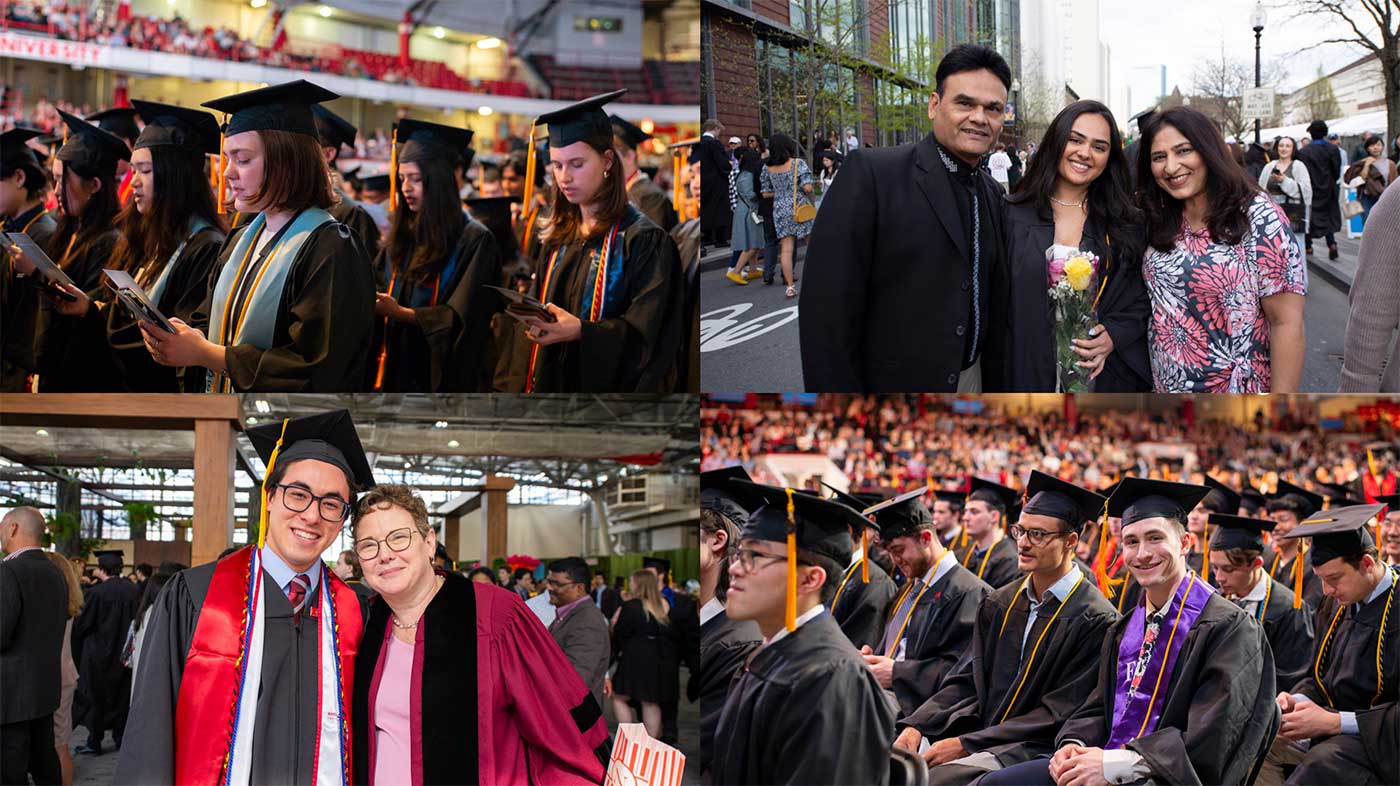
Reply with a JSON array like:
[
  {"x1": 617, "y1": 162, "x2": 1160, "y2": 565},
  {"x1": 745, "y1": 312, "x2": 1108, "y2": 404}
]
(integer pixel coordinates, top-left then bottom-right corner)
[{"x1": 1046, "y1": 248, "x2": 1101, "y2": 393}]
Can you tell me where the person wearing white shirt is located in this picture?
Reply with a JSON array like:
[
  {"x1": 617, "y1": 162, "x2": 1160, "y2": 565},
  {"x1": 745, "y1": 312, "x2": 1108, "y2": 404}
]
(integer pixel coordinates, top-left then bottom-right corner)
[{"x1": 988, "y1": 144, "x2": 1012, "y2": 192}]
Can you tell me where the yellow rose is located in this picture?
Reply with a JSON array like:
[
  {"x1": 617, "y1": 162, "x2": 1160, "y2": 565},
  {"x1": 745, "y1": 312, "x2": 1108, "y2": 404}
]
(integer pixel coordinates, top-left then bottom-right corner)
[{"x1": 1064, "y1": 255, "x2": 1094, "y2": 292}]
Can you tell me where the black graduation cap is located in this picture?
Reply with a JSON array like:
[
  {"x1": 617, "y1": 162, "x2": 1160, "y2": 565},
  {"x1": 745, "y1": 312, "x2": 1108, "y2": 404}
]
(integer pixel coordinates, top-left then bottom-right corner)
[
  {"x1": 967, "y1": 476, "x2": 1020, "y2": 521},
  {"x1": 85, "y1": 107, "x2": 140, "y2": 144},
  {"x1": 1207, "y1": 513, "x2": 1276, "y2": 552},
  {"x1": 610, "y1": 114, "x2": 652, "y2": 150},
  {"x1": 535, "y1": 89, "x2": 627, "y2": 148},
  {"x1": 863, "y1": 486, "x2": 933, "y2": 541},
  {"x1": 1273, "y1": 479, "x2": 1324, "y2": 516},
  {"x1": 1, "y1": 127, "x2": 44, "y2": 167},
  {"x1": 1280, "y1": 503, "x2": 1385, "y2": 567},
  {"x1": 246, "y1": 409, "x2": 375, "y2": 492},
  {"x1": 202, "y1": 79, "x2": 339, "y2": 139},
  {"x1": 311, "y1": 104, "x2": 357, "y2": 152},
  {"x1": 130, "y1": 100, "x2": 221, "y2": 156},
  {"x1": 931, "y1": 488, "x2": 966, "y2": 506},
  {"x1": 55, "y1": 109, "x2": 131, "y2": 176},
  {"x1": 1203, "y1": 475, "x2": 1242, "y2": 514},
  {"x1": 817, "y1": 481, "x2": 884, "y2": 521},
  {"x1": 340, "y1": 164, "x2": 361, "y2": 182},
  {"x1": 729, "y1": 480, "x2": 865, "y2": 565},
  {"x1": 1021, "y1": 470, "x2": 1106, "y2": 529},
  {"x1": 1376, "y1": 493, "x2": 1400, "y2": 510},
  {"x1": 360, "y1": 174, "x2": 391, "y2": 192},
  {"x1": 1105, "y1": 476, "x2": 1212, "y2": 529},
  {"x1": 642, "y1": 556, "x2": 671, "y2": 574},
  {"x1": 396, "y1": 117, "x2": 474, "y2": 164},
  {"x1": 1318, "y1": 481, "x2": 1365, "y2": 508},
  {"x1": 1129, "y1": 106, "x2": 1159, "y2": 126},
  {"x1": 701, "y1": 466, "x2": 753, "y2": 526}
]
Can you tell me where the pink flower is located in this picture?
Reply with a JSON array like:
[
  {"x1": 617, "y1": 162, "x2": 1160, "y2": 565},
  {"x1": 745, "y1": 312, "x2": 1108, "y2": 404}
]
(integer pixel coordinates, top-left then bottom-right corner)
[{"x1": 1046, "y1": 254, "x2": 1067, "y2": 286}]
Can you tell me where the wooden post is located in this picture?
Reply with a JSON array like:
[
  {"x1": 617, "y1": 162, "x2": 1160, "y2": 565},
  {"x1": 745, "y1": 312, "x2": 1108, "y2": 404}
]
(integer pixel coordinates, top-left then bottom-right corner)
[
  {"x1": 192, "y1": 418, "x2": 236, "y2": 567},
  {"x1": 443, "y1": 513, "x2": 461, "y2": 563},
  {"x1": 481, "y1": 474, "x2": 515, "y2": 566}
]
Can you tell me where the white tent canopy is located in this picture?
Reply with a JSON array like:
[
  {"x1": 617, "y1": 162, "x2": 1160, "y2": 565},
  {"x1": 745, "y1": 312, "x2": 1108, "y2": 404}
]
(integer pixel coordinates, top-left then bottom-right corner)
[{"x1": 1233, "y1": 109, "x2": 1390, "y2": 144}]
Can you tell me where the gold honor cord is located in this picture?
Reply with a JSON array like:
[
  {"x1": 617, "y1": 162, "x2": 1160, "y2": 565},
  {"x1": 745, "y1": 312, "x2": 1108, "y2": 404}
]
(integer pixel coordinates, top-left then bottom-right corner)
[
  {"x1": 885, "y1": 571, "x2": 934, "y2": 659},
  {"x1": 997, "y1": 571, "x2": 1085, "y2": 724},
  {"x1": 830, "y1": 560, "x2": 861, "y2": 610}
]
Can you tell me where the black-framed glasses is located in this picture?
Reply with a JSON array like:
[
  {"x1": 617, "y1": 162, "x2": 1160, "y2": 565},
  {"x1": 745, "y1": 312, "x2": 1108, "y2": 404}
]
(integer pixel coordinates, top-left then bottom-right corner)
[
  {"x1": 354, "y1": 527, "x2": 418, "y2": 561},
  {"x1": 734, "y1": 547, "x2": 789, "y2": 573},
  {"x1": 544, "y1": 578, "x2": 584, "y2": 589},
  {"x1": 1010, "y1": 524, "x2": 1069, "y2": 546},
  {"x1": 275, "y1": 484, "x2": 349, "y2": 522}
]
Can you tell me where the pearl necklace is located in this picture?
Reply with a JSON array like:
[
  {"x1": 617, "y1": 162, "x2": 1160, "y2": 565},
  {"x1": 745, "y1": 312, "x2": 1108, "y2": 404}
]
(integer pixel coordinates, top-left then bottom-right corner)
[{"x1": 1050, "y1": 195, "x2": 1086, "y2": 208}]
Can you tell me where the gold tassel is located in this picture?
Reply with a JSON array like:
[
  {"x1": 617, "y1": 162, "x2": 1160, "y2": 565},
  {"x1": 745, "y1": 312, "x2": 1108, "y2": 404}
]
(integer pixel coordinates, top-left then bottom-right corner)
[
  {"x1": 1200, "y1": 522, "x2": 1210, "y2": 583},
  {"x1": 1368, "y1": 448, "x2": 1378, "y2": 479},
  {"x1": 785, "y1": 487, "x2": 797, "y2": 632},
  {"x1": 860, "y1": 527, "x2": 869, "y2": 583},
  {"x1": 1293, "y1": 547, "x2": 1305, "y2": 609},
  {"x1": 216, "y1": 117, "x2": 228, "y2": 215},
  {"x1": 522, "y1": 120, "x2": 538, "y2": 216},
  {"x1": 672, "y1": 146, "x2": 684, "y2": 217},
  {"x1": 389, "y1": 125, "x2": 399, "y2": 213},
  {"x1": 256, "y1": 418, "x2": 291, "y2": 549}
]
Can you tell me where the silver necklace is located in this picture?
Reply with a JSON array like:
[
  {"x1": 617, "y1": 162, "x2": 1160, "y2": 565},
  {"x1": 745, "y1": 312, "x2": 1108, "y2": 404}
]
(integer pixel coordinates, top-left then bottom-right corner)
[
  {"x1": 391, "y1": 616, "x2": 418, "y2": 629},
  {"x1": 1050, "y1": 195, "x2": 1085, "y2": 208}
]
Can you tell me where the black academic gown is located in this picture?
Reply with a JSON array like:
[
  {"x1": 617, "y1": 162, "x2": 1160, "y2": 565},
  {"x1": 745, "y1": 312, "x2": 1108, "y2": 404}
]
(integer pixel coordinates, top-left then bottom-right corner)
[
  {"x1": 71, "y1": 575, "x2": 140, "y2": 741},
  {"x1": 115, "y1": 561, "x2": 365, "y2": 785},
  {"x1": 369, "y1": 219, "x2": 503, "y2": 392},
  {"x1": 39, "y1": 226, "x2": 225, "y2": 391},
  {"x1": 30, "y1": 227, "x2": 121, "y2": 391},
  {"x1": 958, "y1": 536, "x2": 1022, "y2": 590},
  {"x1": 1054, "y1": 590, "x2": 1277, "y2": 786},
  {"x1": 1259, "y1": 577, "x2": 1317, "y2": 691},
  {"x1": 190, "y1": 218, "x2": 375, "y2": 391},
  {"x1": 1270, "y1": 549, "x2": 1326, "y2": 611},
  {"x1": 330, "y1": 185, "x2": 381, "y2": 261},
  {"x1": 691, "y1": 606, "x2": 761, "y2": 780},
  {"x1": 831, "y1": 556, "x2": 899, "y2": 651},
  {"x1": 627, "y1": 172, "x2": 678, "y2": 232},
  {"x1": 902, "y1": 568, "x2": 1119, "y2": 771},
  {"x1": 985, "y1": 202, "x2": 1151, "y2": 392},
  {"x1": 711, "y1": 612, "x2": 895, "y2": 785},
  {"x1": 1297, "y1": 140, "x2": 1343, "y2": 236},
  {"x1": 886, "y1": 561, "x2": 990, "y2": 718},
  {"x1": 514, "y1": 205, "x2": 682, "y2": 392},
  {"x1": 1, "y1": 205, "x2": 57, "y2": 390}
]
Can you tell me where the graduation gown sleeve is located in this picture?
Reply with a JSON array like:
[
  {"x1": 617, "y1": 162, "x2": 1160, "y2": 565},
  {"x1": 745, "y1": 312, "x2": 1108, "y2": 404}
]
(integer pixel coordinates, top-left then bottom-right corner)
[
  {"x1": 694, "y1": 612, "x2": 762, "y2": 778},
  {"x1": 220, "y1": 222, "x2": 376, "y2": 391},
  {"x1": 1357, "y1": 701, "x2": 1399, "y2": 779},
  {"x1": 629, "y1": 177, "x2": 678, "y2": 232},
  {"x1": 1262, "y1": 582, "x2": 1314, "y2": 693},
  {"x1": 114, "y1": 569, "x2": 197, "y2": 785},
  {"x1": 411, "y1": 221, "x2": 504, "y2": 391},
  {"x1": 330, "y1": 192, "x2": 382, "y2": 263}
]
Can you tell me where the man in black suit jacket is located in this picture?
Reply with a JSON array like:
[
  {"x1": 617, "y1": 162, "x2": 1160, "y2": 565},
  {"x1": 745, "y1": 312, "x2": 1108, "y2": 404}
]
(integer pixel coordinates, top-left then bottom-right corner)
[
  {"x1": 799, "y1": 44, "x2": 1013, "y2": 392},
  {"x1": 0, "y1": 507, "x2": 67, "y2": 785},
  {"x1": 697, "y1": 117, "x2": 733, "y2": 247},
  {"x1": 591, "y1": 571, "x2": 621, "y2": 619}
]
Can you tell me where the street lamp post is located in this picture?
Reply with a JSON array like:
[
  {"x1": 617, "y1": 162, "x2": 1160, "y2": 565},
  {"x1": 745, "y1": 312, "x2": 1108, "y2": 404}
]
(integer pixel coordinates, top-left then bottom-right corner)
[{"x1": 1252, "y1": 3, "x2": 1267, "y2": 146}]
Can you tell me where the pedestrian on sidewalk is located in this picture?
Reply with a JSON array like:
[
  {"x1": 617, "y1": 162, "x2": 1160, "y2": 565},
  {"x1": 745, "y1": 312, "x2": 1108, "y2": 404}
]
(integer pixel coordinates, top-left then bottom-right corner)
[
  {"x1": 988, "y1": 143, "x2": 1012, "y2": 192},
  {"x1": 1259, "y1": 136, "x2": 1312, "y2": 253},
  {"x1": 697, "y1": 119, "x2": 732, "y2": 248},
  {"x1": 1344, "y1": 135, "x2": 1395, "y2": 225},
  {"x1": 760, "y1": 133, "x2": 813, "y2": 298},
  {"x1": 724, "y1": 147, "x2": 767, "y2": 285},
  {"x1": 1298, "y1": 120, "x2": 1343, "y2": 260},
  {"x1": 1339, "y1": 181, "x2": 1400, "y2": 392}
]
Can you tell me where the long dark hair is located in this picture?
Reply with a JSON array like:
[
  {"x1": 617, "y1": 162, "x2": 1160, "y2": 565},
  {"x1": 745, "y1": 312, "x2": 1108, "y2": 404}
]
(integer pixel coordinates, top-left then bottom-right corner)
[
  {"x1": 766, "y1": 133, "x2": 796, "y2": 166},
  {"x1": 386, "y1": 159, "x2": 467, "y2": 286},
  {"x1": 1137, "y1": 106, "x2": 1262, "y2": 251},
  {"x1": 48, "y1": 161, "x2": 120, "y2": 267},
  {"x1": 110, "y1": 146, "x2": 225, "y2": 283},
  {"x1": 735, "y1": 146, "x2": 763, "y2": 197},
  {"x1": 1013, "y1": 100, "x2": 1138, "y2": 232}
]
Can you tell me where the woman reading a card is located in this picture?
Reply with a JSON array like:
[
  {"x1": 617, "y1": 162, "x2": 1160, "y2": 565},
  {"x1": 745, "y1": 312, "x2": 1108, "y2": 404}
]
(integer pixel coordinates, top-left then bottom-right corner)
[
  {"x1": 348, "y1": 485, "x2": 611, "y2": 785},
  {"x1": 42, "y1": 100, "x2": 226, "y2": 391},
  {"x1": 367, "y1": 118, "x2": 504, "y2": 392},
  {"x1": 506, "y1": 89, "x2": 684, "y2": 393}
]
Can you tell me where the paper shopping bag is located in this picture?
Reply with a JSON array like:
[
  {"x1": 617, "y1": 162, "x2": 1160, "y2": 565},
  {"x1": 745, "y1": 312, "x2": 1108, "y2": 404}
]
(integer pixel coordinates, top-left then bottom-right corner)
[{"x1": 603, "y1": 723, "x2": 685, "y2": 786}]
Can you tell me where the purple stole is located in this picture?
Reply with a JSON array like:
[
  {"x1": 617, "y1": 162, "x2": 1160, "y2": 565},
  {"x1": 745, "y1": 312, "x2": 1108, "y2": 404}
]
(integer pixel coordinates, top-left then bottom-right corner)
[{"x1": 1106, "y1": 573, "x2": 1213, "y2": 750}]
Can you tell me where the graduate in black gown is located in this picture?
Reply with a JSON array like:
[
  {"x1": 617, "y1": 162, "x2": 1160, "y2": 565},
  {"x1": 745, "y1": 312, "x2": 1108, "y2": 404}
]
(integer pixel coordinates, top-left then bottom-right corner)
[
  {"x1": 1183, "y1": 475, "x2": 1239, "y2": 584},
  {"x1": 694, "y1": 466, "x2": 762, "y2": 781},
  {"x1": 895, "y1": 472, "x2": 1119, "y2": 786},
  {"x1": 367, "y1": 117, "x2": 503, "y2": 392},
  {"x1": 311, "y1": 104, "x2": 381, "y2": 258},
  {"x1": 5, "y1": 110, "x2": 126, "y2": 391},
  {"x1": 1206, "y1": 513, "x2": 1314, "y2": 697},
  {"x1": 71, "y1": 550, "x2": 141, "y2": 754},
  {"x1": 862, "y1": 487, "x2": 990, "y2": 719},
  {"x1": 0, "y1": 126, "x2": 56, "y2": 390},
  {"x1": 981, "y1": 478, "x2": 1276, "y2": 786},
  {"x1": 508, "y1": 90, "x2": 683, "y2": 392},
  {"x1": 1267, "y1": 481, "x2": 1327, "y2": 609},
  {"x1": 40, "y1": 100, "x2": 226, "y2": 392},
  {"x1": 712, "y1": 482, "x2": 896, "y2": 785},
  {"x1": 816, "y1": 484, "x2": 899, "y2": 651},
  {"x1": 116, "y1": 410, "x2": 372, "y2": 785},
  {"x1": 612, "y1": 114, "x2": 678, "y2": 232},
  {"x1": 140, "y1": 80, "x2": 375, "y2": 392},
  {"x1": 958, "y1": 477, "x2": 1023, "y2": 589},
  {"x1": 1258, "y1": 503, "x2": 1399, "y2": 786}
]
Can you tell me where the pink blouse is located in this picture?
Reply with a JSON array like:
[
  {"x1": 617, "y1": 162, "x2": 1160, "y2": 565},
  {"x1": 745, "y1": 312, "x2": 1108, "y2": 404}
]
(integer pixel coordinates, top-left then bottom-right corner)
[{"x1": 372, "y1": 635, "x2": 415, "y2": 785}]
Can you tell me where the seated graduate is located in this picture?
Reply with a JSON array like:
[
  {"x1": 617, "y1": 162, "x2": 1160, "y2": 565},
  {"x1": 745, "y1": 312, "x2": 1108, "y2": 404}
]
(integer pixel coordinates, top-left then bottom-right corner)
[
  {"x1": 1184, "y1": 475, "x2": 1241, "y2": 583},
  {"x1": 1257, "y1": 503, "x2": 1398, "y2": 786},
  {"x1": 711, "y1": 481, "x2": 896, "y2": 785},
  {"x1": 981, "y1": 477, "x2": 1277, "y2": 786},
  {"x1": 815, "y1": 483, "x2": 899, "y2": 651},
  {"x1": 509, "y1": 89, "x2": 683, "y2": 393},
  {"x1": 141, "y1": 79, "x2": 376, "y2": 392},
  {"x1": 1206, "y1": 512, "x2": 1314, "y2": 693},
  {"x1": 368, "y1": 118, "x2": 504, "y2": 392},
  {"x1": 42, "y1": 100, "x2": 226, "y2": 392},
  {"x1": 5, "y1": 110, "x2": 127, "y2": 391},
  {"x1": 1267, "y1": 480, "x2": 1327, "y2": 610},
  {"x1": 895, "y1": 472, "x2": 1120, "y2": 785},
  {"x1": 1, "y1": 126, "x2": 56, "y2": 390},
  {"x1": 958, "y1": 478, "x2": 1024, "y2": 589},
  {"x1": 861, "y1": 487, "x2": 991, "y2": 719},
  {"x1": 116, "y1": 410, "x2": 373, "y2": 785},
  {"x1": 349, "y1": 484, "x2": 610, "y2": 785},
  {"x1": 693, "y1": 467, "x2": 762, "y2": 782}
]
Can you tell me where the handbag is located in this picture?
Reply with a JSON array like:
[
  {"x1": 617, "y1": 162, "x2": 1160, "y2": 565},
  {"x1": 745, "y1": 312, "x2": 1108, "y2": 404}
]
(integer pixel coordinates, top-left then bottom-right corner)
[
  {"x1": 791, "y1": 162, "x2": 817, "y2": 223},
  {"x1": 1267, "y1": 164, "x2": 1307, "y2": 230}
]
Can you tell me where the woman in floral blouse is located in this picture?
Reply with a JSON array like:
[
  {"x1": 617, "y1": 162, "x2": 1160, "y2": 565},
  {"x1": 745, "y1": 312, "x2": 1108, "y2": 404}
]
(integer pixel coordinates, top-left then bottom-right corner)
[{"x1": 1137, "y1": 106, "x2": 1307, "y2": 393}]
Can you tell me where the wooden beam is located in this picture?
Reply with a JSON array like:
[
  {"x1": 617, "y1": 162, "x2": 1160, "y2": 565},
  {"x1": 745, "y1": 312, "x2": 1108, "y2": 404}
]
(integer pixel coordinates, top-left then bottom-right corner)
[
  {"x1": 0, "y1": 394, "x2": 241, "y2": 430},
  {"x1": 192, "y1": 419, "x2": 236, "y2": 567},
  {"x1": 444, "y1": 514, "x2": 461, "y2": 563},
  {"x1": 481, "y1": 474, "x2": 516, "y2": 566}
]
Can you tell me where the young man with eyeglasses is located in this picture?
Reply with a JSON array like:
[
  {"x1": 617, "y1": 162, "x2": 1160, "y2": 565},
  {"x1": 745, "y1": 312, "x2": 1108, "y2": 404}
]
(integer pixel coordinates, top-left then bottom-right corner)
[
  {"x1": 981, "y1": 477, "x2": 1276, "y2": 786},
  {"x1": 544, "y1": 557, "x2": 611, "y2": 711},
  {"x1": 118, "y1": 410, "x2": 373, "y2": 786},
  {"x1": 895, "y1": 472, "x2": 1119, "y2": 785},
  {"x1": 712, "y1": 481, "x2": 895, "y2": 785}
]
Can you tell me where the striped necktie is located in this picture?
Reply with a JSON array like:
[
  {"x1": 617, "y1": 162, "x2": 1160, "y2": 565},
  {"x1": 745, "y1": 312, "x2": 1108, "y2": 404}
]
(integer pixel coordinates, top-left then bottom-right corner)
[{"x1": 287, "y1": 573, "x2": 311, "y2": 616}]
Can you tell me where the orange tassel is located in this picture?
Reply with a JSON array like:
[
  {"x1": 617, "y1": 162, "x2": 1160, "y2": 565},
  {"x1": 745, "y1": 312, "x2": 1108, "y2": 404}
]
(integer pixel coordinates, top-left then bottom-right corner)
[
  {"x1": 860, "y1": 528, "x2": 869, "y2": 583},
  {"x1": 522, "y1": 121, "x2": 538, "y2": 215},
  {"x1": 1201, "y1": 522, "x2": 1210, "y2": 583},
  {"x1": 388, "y1": 125, "x2": 399, "y2": 213},
  {"x1": 216, "y1": 117, "x2": 227, "y2": 215},
  {"x1": 785, "y1": 487, "x2": 797, "y2": 632},
  {"x1": 1293, "y1": 546, "x2": 1305, "y2": 609},
  {"x1": 672, "y1": 146, "x2": 684, "y2": 218}
]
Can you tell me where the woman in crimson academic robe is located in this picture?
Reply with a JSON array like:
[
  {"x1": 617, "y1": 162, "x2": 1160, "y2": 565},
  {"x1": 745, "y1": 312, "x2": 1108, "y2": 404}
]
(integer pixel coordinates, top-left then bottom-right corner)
[{"x1": 349, "y1": 486, "x2": 610, "y2": 785}]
